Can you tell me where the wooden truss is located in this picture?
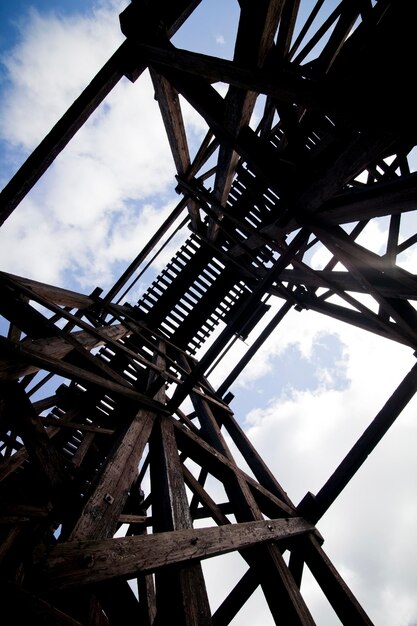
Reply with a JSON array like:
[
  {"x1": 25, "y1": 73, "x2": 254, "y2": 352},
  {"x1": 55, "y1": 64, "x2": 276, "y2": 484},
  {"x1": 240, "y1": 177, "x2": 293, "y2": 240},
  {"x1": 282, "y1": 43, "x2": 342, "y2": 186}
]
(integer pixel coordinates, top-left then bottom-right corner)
[{"x1": 1, "y1": 1, "x2": 417, "y2": 623}]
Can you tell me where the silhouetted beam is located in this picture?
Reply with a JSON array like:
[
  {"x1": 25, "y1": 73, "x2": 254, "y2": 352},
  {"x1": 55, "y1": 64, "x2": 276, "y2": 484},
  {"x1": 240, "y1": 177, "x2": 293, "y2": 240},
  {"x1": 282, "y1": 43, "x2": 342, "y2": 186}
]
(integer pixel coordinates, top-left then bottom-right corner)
[
  {"x1": 302, "y1": 535, "x2": 374, "y2": 626},
  {"x1": 149, "y1": 401, "x2": 212, "y2": 624},
  {"x1": 271, "y1": 290, "x2": 413, "y2": 347},
  {"x1": 212, "y1": 569, "x2": 259, "y2": 626},
  {"x1": 0, "y1": 324, "x2": 129, "y2": 380},
  {"x1": 0, "y1": 45, "x2": 125, "y2": 227},
  {"x1": 278, "y1": 269, "x2": 417, "y2": 299},
  {"x1": 275, "y1": 0, "x2": 300, "y2": 58},
  {"x1": 209, "y1": 0, "x2": 284, "y2": 240},
  {"x1": 0, "y1": 336, "x2": 167, "y2": 413},
  {"x1": 1, "y1": 383, "x2": 68, "y2": 492},
  {"x1": 0, "y1": 271, "x2": 95, "y2": 309},
  {"x1": 150, "y1": 70, "x2": 201, "y2": 230},
  {"x1": 173, "y1": 418, "x2": 294, "y2": 518},
  {"x1": 315, "y1": 171, "x2": 417, "y2": 226},
  {"x1": 40, "y1": 517, "x2": 314, "y2": 589},
  {"x1": 309, "y1": 220, "x2": 417, "y2": 345}
]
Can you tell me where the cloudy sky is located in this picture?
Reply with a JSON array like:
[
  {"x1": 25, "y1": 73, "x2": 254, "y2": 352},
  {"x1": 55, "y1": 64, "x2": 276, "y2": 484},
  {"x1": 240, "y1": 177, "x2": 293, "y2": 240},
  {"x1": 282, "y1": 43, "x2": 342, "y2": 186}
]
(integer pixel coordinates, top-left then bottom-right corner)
[{"x1": 1, "y1": 1, "x2": 417, "y2": 624}]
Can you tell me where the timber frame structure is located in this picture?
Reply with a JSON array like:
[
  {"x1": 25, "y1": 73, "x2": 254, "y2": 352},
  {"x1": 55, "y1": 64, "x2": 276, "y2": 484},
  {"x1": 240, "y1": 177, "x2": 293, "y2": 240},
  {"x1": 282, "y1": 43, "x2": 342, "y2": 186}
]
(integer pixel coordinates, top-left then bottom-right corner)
[{"x1": 1, "y1": 1, "x2": 417, "y2": 623}]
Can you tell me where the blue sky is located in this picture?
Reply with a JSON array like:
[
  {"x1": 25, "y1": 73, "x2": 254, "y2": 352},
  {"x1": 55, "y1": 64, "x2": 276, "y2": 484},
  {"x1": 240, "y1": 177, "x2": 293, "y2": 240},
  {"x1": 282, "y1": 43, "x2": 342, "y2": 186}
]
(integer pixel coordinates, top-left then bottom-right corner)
[{"x1": 1, "y1": 2, "x2": 417, "y2": 624}]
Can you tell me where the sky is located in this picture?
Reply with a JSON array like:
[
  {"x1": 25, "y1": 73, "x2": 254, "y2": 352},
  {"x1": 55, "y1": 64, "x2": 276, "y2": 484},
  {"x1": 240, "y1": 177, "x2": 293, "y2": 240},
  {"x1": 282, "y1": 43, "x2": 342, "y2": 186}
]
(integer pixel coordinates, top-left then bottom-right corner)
[{"x1": 1, "y1": 1, "x2": 417, "y2": 625}]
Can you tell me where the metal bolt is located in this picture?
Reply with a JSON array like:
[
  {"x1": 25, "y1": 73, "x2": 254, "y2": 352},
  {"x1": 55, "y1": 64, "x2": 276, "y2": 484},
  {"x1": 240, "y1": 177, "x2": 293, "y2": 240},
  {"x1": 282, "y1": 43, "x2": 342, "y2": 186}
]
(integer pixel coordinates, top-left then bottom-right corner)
[
  {"x1": 104, "y1": 493, "x2": 114, "y2": 505},
  {"x1": 81, "y1": 554, "x2": 94, "y2": 568}
]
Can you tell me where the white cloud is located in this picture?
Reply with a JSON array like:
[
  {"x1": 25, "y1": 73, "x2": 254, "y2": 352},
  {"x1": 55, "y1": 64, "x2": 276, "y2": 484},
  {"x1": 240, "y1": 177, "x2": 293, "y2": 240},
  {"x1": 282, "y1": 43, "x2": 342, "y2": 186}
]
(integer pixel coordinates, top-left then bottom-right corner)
[
  {"x1": 0, "y1": 1, "x2": 206, "y2": 292},
  {"x1": 0, "y1": 1, "x2": 125, "y2": 151},
  {"x1": 238, "y1": 313, "x2": 417, "y2": 624}
]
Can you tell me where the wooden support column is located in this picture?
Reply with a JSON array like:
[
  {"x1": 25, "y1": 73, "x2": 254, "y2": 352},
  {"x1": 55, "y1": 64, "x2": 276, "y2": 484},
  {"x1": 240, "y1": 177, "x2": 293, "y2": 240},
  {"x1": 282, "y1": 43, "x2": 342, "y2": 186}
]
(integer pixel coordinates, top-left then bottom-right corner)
[
  {"x1": 1, "y1": 382, "x2": 68, "y2": 495},
  {"x1": 186, "y1": 379, "x2": 315, "y2": 625},
  {"x1": 148, "y1": 345, "x2": 212, "y2": 626},
  {"x1": 209, "y1": 0, "x2": 284, "y2": 240},
  {"x1": 150, "y1": 69, "x2": 201, "y2": 231},
  {"x1": 0, "y1": 324, "x2": 129, "y2": 381}
]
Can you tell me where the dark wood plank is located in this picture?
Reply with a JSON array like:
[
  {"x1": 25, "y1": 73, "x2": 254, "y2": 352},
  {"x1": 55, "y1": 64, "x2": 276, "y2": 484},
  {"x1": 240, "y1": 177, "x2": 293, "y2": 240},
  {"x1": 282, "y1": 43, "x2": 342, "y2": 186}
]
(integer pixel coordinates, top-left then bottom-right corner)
[
  {"x1": 151, "y1": 69, "x2": 201, "y2": 230},
  {"x1": 0, "y1": 336, "x2": 167, "y2": 414},
  {"x1": 210, "y1": 0, "x2": 285, "y2": 239},
  {"x1": 1, "y1": 382, "x2": 68, "y2": 492},
  {"x1": 68, "y1": 407, "x2": 157, "y2": 540},
  {"x1": 40, "y1": 517, "x2": 313, "y2": 589},
  {"x1": 0, "y1": 271, "x2": 95, "y2": 309},
  {"x1": 0, "y1": 324, "x2": 129, "y2": 380}
]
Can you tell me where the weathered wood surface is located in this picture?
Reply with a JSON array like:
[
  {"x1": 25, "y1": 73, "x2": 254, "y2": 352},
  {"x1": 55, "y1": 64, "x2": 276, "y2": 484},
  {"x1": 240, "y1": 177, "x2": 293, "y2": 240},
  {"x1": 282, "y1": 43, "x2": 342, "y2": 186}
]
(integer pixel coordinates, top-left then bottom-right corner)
[
  {"x1": 0, "y1": 336, "x2": 167, "y2": 413},
  {"x1": 68, "y1": 408, "x2": 157, "y2": 541},
  {"x1": 0, "y1": 271, "x2": 96, "y2": 308},
  {"x1": 0, "y1": 324, "x2": 129, "y2": 380},
  {"x1": 173, "y1": 418, "x2": 294, "y2": 517},
  {"x1": 40, "y1": 517, "x2": 313, "y2": 589}
]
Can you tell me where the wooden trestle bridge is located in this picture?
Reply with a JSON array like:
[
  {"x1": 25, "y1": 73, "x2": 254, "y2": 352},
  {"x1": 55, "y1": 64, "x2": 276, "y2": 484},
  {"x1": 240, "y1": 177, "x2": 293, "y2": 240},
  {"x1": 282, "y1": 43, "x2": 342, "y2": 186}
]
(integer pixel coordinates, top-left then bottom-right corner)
[{"x1": 1, "y1": 0, "x2": 417, "y2": 623}]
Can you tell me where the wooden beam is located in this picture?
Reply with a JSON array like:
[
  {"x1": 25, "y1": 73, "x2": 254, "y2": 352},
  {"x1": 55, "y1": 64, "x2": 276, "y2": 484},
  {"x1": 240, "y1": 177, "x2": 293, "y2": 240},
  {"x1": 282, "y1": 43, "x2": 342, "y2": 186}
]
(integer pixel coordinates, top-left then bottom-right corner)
[
  {"x1": 68, "y1": 342, "x2": 167, "y2": 541},
  {"x1": 212, "y1": 569, "x2": 259, "y2": 626},
  {"x1": 147, "y1": 344, "x2": 212, "y2": 625},
  {"x1": 1, "y1": 383, "x2": 68, "y2": 492},
  {"x1": 39, "y1": 517, "x2": 313, "y2": 589},
  {"x1": 40, "y1": 417, "x2": 114, "y2": 435},
  {"x1": 302, "y1": 535, "x2": 374, "y2": 625},
  {"x1": 209, "y1": 0, "x2": 285, "y2": 240},
  {"x1": 0, "y1": 272, "x2": 95, "y2": 309},
  {"x1": 173, "y1": 419, "x2": 294, "y2": 518},
  {"x1": 150, "y1": 69, "x2": 201, "y2": 230},
  {"x1": 270, "y1": 287, "x2": 413, "y2": 347},
  {"x1": 0, "y1": 324, "x2": 129, "y2": 380},
  {"x1": 278, "y1": 268, "x2": 417, "y2": 300},
  {"x1": 315, "y1": 171, "x2": 417, "y2": 226},
  {"x1": 308, "y1": 219, "x2": 417, "y2": 345},
  {"x1": 68, "y1": 408, "x2": 157, "y2": 541}
]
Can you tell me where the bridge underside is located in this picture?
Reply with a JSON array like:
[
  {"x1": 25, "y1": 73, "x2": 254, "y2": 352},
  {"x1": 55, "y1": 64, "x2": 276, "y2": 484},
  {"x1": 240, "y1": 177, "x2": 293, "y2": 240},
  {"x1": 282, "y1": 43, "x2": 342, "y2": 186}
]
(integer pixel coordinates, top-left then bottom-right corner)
[{"x1": 1, "y1": 1, "x2": 417, "y2": 624}]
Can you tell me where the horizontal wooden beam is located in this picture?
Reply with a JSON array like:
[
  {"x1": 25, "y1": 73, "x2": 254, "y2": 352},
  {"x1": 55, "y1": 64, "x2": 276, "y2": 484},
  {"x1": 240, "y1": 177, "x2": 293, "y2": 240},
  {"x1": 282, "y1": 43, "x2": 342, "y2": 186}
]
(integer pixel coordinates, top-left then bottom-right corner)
[
  {"x1": 279, "y1": 269, "x2": 417, "y2": 299},
  {"x1": 316, "y1": 171, "x2": 417, "y2": 225},
  {"x1": 39, "y1": 517, "x2": 313, "y2": 589},
  {"x1": 0, "y1": 272, "x2": 95, "y2": 309},
  {"x1": 0, "y1": 324, "x2": 129, "y2": 380},
  {"x1": 0, "y1": 336, "x2": 167, "y2": 414},
  {"x1": 139, "y1": 42, "x2": 321, "y2": 106}
]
